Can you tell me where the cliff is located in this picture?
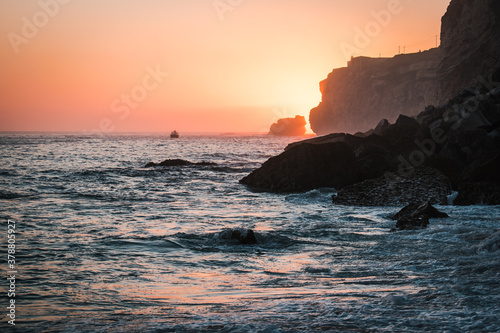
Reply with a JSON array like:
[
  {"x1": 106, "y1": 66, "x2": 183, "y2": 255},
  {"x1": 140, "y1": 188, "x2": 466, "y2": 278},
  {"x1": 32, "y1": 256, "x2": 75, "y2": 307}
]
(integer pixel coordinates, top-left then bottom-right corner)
[
  {"x1": 438, "y1": 0, "x2": 500, "y2": 101},
  {"x1": 310, "y1": 50, "x2": 440, "y2": 134},
  {"x1": 310, "y1": 0, "x2": 500, "y2": 135}
]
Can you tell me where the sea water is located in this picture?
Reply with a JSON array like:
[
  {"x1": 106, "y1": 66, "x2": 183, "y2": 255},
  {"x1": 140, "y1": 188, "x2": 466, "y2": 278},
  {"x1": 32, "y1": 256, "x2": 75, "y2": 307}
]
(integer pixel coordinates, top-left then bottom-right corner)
[{"x1": 0, "y1": 134, "x2": 499, "y2": 332}]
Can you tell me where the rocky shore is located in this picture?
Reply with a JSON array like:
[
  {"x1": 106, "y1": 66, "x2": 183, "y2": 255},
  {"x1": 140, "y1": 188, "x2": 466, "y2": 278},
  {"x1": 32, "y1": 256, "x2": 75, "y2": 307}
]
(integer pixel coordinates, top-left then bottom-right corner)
[{"x1": 240, "y1": 87, "x2": 500, "y2": 205}]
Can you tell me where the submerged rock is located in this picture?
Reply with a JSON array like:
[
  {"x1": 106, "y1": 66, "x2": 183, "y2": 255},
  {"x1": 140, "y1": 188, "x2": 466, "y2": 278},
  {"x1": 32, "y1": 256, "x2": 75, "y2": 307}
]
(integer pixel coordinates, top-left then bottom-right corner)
[
  {"x1": 145, "y1": 159, "x2": 216, "y2": 168},
  {"x1": 392, "y1": 201, "x2": 449, "y2": 231},
  {"x1": 217, "y1": 229, "x2": 257, "y2": 245},
  {"x1": 232, "y1": 229, "x2": 257, "y2": 245}
]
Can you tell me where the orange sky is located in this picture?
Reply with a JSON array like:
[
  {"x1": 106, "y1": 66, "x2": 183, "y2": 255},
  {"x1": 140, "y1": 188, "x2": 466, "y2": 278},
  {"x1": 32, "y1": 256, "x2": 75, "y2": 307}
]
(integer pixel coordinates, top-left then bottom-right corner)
[{"x1": 0, "y1": 0, "x2": 450, "y2": 134}]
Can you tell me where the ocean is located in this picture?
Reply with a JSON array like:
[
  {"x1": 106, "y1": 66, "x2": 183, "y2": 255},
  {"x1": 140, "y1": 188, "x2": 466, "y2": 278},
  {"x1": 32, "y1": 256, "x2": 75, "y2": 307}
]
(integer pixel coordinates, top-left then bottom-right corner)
[{"x1": 1, "y1": 134, "x2": 499, "y2": 332}]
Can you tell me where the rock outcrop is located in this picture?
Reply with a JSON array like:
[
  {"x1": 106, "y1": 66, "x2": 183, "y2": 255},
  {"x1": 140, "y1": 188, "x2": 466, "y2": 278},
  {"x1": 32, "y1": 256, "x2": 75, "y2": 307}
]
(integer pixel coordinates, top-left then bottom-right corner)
[
  {"x1": 240, "y1": 138, "x2": 360, "y2": 192},
  {"x1": 310, "y1": 0, "x2": 500, "y2": 135},
  {"x1": 145, "y1": 159, "x2": 216, "y2": 168},
  {"x1": 240, "y1": 87, "x2": 500, "y2": 205},
  {"x1": 217, "y1": 229, "x2": 257, "y2": 245},
  {"x1": 391, "y1": 201, "x2": 449, "y2": 231},
  {"x1": 269, "y1": 115, "x2": 307, "y2": 136}
]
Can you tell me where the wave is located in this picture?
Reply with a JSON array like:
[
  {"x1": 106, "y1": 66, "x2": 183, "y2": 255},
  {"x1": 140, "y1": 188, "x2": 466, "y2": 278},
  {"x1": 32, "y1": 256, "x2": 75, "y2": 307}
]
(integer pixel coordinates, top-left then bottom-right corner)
[
  {"x1": 474, "y1": 230, "x2": 500, "y2": 253},
  {"x1": 209, "y1": 166, "x2": 255, "y2": 173},
  {"x1": 100, "y1": 235, "x2": 186, "y2": 250},
  {"x1": 285, "y1": 188, "x2": 337, "y2": 204}
]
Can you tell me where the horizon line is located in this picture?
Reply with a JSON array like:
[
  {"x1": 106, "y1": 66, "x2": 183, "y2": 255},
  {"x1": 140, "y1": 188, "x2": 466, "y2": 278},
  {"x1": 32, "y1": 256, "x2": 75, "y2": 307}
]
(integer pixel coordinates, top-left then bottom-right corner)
[{"x1": 0, "y1": 130, "x2": 317, "y2": 137}]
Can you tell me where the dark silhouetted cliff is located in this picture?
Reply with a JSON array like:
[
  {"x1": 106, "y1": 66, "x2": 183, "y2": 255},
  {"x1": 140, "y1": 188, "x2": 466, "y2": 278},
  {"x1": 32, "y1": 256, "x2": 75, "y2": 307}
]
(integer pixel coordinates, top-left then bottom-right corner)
[
  {"x1": 438, "y1": 0, "x2": 500, "y2": 102},
  {"x1": 310, "y1": 0, "x2": 500, "y2": 135}
]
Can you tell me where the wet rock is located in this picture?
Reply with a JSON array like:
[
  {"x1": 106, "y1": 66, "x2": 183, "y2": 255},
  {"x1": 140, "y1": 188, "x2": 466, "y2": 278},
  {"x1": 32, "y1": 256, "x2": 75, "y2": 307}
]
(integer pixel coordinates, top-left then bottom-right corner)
[
  {"x1": 391, "y1": 201, "x2": 449, "y2": 231},
  {"x1": 233, "y1": 229, "x2": 257, "y2": 245},
  {"x1": 383, "y1": 294, "x2": 409, "y2": 306},
  {"x1": 396, "y1": 215, "x2": 430, "y2": 230},
  {"x1": 218, "y1": 229, "x2": 257, "y2": 245},
  {"x1": 392, "y1": 201, "x2": 449, "y2": 220},
  {"x1": 145, "y1": 159, "x2": 216, "y2": 168},
  {"x1": 240, "y1": 141, "x2": 359, "y2": 192}
]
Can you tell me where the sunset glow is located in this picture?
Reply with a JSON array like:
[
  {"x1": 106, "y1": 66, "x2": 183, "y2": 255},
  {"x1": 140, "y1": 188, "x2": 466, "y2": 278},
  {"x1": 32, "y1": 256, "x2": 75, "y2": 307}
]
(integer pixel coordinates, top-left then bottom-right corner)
[{"x1": 0, "y1": 0, "x2": 450, "y2": 134}]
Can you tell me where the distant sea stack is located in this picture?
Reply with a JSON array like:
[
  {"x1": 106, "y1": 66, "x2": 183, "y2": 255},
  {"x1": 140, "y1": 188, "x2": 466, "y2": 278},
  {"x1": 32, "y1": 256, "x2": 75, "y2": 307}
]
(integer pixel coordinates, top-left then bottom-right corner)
[
  {"x1": 268, "y1": 115, "x2": 307, "y2": 136},
  {"x1": 310, "y1": 0, "x2": 500, "y2": 135}
]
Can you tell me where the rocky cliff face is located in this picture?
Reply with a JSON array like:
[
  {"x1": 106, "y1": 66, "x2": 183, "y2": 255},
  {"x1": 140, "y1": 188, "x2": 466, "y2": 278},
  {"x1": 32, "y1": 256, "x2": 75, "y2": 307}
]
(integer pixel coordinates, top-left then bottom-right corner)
[
  {"x1": 310, "y1": 0, "x2": 500, "y2": 135},
  {"x1": 438, "y1": 0, "x2": 500, "y2": 101},
  {"x1": 310, "y1": 50, "x2": 440, "y2": 134}
]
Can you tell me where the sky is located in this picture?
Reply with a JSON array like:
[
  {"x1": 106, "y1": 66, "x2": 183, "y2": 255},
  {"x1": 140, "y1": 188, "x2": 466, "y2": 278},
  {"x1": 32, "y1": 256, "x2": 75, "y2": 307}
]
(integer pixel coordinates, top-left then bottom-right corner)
[{"x1": 0, "y1": 0, "x2": 450, "y2": 134}]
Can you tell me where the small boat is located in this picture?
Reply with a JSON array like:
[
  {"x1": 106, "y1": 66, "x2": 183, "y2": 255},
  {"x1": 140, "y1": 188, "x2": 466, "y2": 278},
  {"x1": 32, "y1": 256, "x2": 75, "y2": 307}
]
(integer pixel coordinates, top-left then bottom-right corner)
[{"x1": 170, "y1": 130, "x2": 180, "y2": 138}]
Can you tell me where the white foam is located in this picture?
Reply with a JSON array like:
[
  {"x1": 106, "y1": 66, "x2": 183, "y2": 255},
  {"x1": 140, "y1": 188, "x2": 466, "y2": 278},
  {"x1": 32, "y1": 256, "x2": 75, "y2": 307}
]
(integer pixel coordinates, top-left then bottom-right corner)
[{"x1": 447, "y1": 191, "x2": 459, "y2": 205}]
